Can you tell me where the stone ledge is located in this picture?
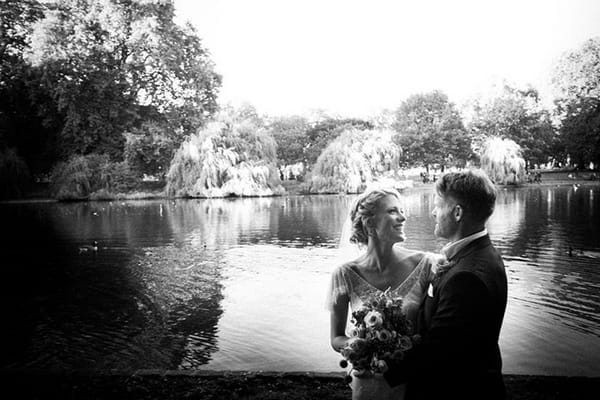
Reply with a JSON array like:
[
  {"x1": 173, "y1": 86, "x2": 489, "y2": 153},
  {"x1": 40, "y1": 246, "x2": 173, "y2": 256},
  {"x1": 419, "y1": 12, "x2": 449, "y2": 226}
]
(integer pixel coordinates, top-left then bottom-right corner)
[{"x1": 1, "y1": 370, "x2": 598, "y2": 399}]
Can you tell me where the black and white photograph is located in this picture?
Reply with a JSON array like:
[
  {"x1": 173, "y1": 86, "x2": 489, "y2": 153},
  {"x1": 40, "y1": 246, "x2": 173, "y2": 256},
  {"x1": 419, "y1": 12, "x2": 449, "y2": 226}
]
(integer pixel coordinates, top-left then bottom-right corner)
[{"x1": 1, "y1": 0, "x2": 599, "y2": 398}]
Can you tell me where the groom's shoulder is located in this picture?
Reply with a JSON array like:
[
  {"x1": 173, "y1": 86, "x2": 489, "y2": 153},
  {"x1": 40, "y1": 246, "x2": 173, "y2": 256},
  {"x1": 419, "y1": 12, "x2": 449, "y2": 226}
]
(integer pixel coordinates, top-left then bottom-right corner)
[{"x1": 453, "y1": 246, "x2": 507, "y2": 285}]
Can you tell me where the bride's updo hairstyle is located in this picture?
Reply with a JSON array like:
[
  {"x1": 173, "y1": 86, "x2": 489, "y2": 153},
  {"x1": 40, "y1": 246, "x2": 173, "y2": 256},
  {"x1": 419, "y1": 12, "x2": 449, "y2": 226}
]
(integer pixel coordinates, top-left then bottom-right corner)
[{"x1": 349, "y1": 187, "x2": 401, "y2": 245}]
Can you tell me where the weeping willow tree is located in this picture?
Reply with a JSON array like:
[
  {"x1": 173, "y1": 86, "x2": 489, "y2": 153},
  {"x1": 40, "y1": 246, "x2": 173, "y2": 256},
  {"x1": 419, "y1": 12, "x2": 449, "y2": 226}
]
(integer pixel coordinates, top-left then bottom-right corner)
[
  {"x1": 49, "y1": 154, "x2": 139, "y2": 200},
  {"x1": 309, "y1": 128, "x2": 400, "y2": 193},
  {"x1": 480, "y1": 137, "x2": 526, "y2": 185},
  {"x1": 166, "y1": 117, "x2": 284, "y2": 198}
]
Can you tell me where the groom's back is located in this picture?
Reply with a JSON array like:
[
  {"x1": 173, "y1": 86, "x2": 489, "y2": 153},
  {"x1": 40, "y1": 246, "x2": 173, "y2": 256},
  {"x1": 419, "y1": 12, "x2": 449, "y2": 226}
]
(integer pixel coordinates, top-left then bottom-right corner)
[
  {"x1": 453, "y1": 237, "x2": 507, "y2": 341},
  {"x1": 415, "y1": 237, "x2": 508, "y2": 400}
]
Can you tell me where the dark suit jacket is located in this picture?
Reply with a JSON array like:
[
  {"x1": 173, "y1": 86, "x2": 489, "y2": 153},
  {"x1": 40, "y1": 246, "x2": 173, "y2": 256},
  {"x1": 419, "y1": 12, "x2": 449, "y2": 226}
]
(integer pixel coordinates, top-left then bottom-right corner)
[{"x1": 384, "y1": 235, "x2": 508, "y2": 400}]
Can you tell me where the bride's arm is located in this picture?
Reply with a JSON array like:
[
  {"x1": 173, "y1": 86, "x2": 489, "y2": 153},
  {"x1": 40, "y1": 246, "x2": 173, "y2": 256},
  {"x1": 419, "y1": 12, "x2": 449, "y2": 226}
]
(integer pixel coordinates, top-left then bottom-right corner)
[{"x1": 330, "y1": 295, "x2": 350, "y2": 352}]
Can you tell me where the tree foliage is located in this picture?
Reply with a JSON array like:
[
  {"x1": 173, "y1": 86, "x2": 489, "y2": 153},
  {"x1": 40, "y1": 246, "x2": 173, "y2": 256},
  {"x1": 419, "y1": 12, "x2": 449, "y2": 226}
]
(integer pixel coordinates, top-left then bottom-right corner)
[
  {"x1": 0, "y1": 0, "x2": 43, "y2": 60},
  {"x1": 480, "y1": 137, "x2": 525, "y2": 185},
  {"x1": 551, "y1": 37, "x2": 600, "y2": 168},
  {"x1": 50, "y1": 153, "x2": 138, "y2": 200},
  {"x1": 26, "y1": 0, "x2": 221, "y2": 160},
  {"x1": 0, "y1": 147, "x2": 31, "y2": 199},
  {"x1": 393, "y1": 91, "x2": 472, "y2": 169},
  {"x1": 166, "y1": 109, "x2": 283, "y2": 198},
  {"x1": 309, "y1": 128, "x2": 400, "y2": 194},
  {"x1": 304, "y1": 118, "x2": 374, "y2": 170},
  {"x1": 552, "y1": 37, "x2": 600, "y2": 107},
  {"x1": 558, "y1": 98, "x2": 600, "y2": 168},
  {"x1": 0, "y1": 0, "x2": 57, "y2": 173},
  {"x1": 124, "y1": 120, "x2": 181, "y2": 179},
  {"x1": 468, "y1": 85, "x2": 557, "y2": 168},
  {"x1": 267, "y1": 115, "x2": 311, "y2": 167}
]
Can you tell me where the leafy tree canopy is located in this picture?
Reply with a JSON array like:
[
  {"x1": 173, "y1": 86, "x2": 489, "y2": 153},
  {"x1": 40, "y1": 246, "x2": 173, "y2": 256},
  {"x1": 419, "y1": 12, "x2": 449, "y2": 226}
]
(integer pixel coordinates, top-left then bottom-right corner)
[
  {"x1": 468, "y1": 84, "x2": 557, "y2": 168},
  {"x1": 551, "y1": 37, "x2": 600, "y2": 168},
  {"x1": 309, "y1": 128, "x2": 400, "y2": 194},
  {"x1": 304, "y1": 118, "x2": 374, "y2": 170},
  {"x1": 267, "y1": 115, "x2": 310, "y2": 167},
  {"x1": 558, "y1": 97, "x2": 600, "y2": 168},
  {"x1": 480, "y1": 137, "x2": 526, "y2": 185},
  {"x1": 124, "y1": 120, "x2": 181, "y2": 179},
  {"x1": 0, "y1": 0, "x2": 57, "y2": 173},
  {"x1": 0, "y1": 0, "x2": 43, "y2": 60},
  {"x1": 393, "y1": 90, "x2": 472, "y2": 169},
  {"x1": 552, "y1": 37, "x2": 600, "y2": 107},
  {"x1": 50, "y1": 153, "x2": 138, "y2": 200},
  {"x1": 166, "y1": 107, "x2": 283, "y2": 198},
  {"x1": 26, "y1": 0, "x2": 221, "y2": 159},
  {"x1": 0, "y1": 147, "x2": 31, "y2": 199}
]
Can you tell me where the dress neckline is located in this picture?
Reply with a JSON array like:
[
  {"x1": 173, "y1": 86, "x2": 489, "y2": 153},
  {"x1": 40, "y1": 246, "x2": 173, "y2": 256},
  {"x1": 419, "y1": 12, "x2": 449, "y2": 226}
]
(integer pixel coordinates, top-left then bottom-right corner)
[{"x1": 347, "y1": 253, "x2": 426, "y2": 293}]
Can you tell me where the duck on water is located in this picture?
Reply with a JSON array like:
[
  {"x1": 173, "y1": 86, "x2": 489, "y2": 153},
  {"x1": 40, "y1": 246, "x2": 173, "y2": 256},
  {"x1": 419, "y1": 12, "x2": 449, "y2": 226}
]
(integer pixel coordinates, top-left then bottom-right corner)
[{"x1": 79, "y1": 241, "x2": 98, "y2": 254}]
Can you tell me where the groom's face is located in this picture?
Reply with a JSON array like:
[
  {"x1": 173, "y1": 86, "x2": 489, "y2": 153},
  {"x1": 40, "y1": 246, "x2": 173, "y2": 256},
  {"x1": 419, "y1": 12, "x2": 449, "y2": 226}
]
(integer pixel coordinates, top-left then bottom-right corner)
[{"x1": 432, "y1": 194, "x2": 458, "y2": 239}]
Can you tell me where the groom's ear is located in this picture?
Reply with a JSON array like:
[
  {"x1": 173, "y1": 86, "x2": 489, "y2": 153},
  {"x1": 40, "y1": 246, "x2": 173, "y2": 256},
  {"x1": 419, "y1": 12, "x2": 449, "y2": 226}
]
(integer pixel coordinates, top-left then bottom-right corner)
[{"x1": 453, "y1": 204, "x2": 463, "y2": 222}]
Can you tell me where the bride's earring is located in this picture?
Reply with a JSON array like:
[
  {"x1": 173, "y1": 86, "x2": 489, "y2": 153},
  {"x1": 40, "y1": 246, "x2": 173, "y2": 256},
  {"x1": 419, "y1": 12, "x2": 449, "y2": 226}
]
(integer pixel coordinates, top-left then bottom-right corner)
[
  {"x1": 364, "y1": 223, "x2": 374, "y2": 239},
  {"x1": 367, "y1": 225, "x2": 378, "y2": 239}
]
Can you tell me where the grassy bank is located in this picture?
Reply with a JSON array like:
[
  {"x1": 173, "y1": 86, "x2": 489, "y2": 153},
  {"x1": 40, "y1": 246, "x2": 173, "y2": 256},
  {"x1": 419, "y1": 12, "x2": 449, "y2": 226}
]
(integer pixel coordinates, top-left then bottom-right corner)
[
  {"x1": 5, "y1": 172, "x2": 599, "y2": 203},
  {"x1": 0, "y1": 370, "x2": 597, "y2": 400}
]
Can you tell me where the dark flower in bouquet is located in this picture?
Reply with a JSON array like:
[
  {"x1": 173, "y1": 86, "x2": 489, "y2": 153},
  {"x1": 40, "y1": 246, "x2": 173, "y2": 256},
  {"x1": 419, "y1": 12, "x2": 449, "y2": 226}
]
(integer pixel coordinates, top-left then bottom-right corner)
[{"x1": 339, "y1": 289, "x2": 421, "y2": 378}]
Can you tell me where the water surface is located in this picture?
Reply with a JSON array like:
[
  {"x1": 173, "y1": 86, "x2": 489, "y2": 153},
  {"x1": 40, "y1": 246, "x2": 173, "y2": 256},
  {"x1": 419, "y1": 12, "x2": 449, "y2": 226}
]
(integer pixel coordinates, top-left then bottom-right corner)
[{"x1": 2, "y1": 185, "x2": 599, "y2": 376}]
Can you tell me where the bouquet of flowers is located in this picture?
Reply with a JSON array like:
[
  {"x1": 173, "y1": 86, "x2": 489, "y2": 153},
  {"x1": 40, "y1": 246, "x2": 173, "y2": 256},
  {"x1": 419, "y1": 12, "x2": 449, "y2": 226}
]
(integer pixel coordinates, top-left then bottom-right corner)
[{"x1": 339, "y1": 289, "x2": 420, "y2": 380}]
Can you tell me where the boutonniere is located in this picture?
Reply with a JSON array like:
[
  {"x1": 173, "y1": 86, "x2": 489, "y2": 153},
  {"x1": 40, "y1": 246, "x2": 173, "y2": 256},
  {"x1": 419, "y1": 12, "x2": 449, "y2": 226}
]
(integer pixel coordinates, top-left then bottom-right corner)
[
  {"x1": 427, "y1": 256, "x2": 457, "y2": 297},
  {"x1": 433, "y1": 257, "x2": 456, "y2": 278}
]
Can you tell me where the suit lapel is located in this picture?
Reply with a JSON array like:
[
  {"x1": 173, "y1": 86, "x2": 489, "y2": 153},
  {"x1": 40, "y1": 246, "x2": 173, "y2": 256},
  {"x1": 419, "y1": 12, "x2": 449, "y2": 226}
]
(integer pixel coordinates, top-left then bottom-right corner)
[{"x1": 418, "y1": 235, "x2": 493, "y2": 333}]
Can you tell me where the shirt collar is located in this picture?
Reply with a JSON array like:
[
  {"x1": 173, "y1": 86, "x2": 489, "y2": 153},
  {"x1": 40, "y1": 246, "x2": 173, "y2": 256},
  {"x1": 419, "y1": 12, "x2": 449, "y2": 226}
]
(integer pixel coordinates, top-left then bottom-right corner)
[{"x1": 441, "y1": 228, "x2": 488, "y2": 261}]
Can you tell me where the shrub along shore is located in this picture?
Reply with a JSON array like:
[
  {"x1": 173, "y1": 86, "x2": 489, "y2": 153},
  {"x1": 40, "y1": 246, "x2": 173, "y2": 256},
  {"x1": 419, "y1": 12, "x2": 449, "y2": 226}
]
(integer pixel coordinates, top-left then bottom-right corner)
[
  {"x1": 10, "y1": 169, "x2": 600, "y2": 203},
  {"x1": 0, "y1": 370, "x2": 597, "y2": 400}
]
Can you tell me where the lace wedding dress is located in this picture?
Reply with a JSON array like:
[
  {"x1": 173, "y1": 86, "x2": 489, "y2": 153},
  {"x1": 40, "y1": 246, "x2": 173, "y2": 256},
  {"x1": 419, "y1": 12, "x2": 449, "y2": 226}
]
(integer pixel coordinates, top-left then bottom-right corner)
[{"x1": 327, "y1": 251, "x2": 437, "y2": 400}]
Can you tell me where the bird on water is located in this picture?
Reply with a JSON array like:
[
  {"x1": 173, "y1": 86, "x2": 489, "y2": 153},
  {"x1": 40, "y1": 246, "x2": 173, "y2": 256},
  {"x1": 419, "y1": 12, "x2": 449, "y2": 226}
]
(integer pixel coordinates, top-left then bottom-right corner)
[{"x1": 79, "y1": 240, "x2": 99, "y2": 254}]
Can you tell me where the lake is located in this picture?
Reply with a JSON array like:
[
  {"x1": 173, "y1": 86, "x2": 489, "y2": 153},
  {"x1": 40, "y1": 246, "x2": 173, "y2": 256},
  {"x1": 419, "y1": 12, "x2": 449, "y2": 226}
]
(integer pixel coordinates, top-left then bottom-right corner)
[{"x1": 1, "y1": 184, "x2": 599, "y2": 376}]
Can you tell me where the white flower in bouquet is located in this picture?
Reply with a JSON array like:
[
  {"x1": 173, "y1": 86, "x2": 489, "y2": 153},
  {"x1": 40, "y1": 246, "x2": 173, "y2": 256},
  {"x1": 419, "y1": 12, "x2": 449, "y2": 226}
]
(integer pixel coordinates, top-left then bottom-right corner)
[
  {"x1": 349, "y1": 326, "x2": 366, "y2": 338},
  {"x1": 364, "y1": 310, "x2": 383, "y2": 328}
]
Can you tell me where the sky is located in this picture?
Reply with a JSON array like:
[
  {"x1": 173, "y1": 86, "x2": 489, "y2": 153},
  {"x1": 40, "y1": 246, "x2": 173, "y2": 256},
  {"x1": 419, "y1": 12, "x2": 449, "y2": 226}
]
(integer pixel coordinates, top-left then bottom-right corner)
[{"x1": 174, "y1": 0, "x2": 600, "y2": 118}]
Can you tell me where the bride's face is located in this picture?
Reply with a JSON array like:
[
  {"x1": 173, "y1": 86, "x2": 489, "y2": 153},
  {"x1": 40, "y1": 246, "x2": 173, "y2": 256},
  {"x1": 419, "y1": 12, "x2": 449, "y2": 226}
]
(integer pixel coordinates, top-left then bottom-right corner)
[{"x1": 371, "y1": 195, "x2": 407, "y2": 243}]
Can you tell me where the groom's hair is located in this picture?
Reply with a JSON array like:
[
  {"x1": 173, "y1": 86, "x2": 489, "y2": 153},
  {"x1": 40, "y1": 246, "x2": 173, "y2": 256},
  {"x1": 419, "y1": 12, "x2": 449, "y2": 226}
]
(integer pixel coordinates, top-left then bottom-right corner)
[
  {"x1": 436, "y1": 169, "x2": 497, "y2": 222},
  {"x1": 350, "y1": 187, "x2": 401, "y2": 245}
]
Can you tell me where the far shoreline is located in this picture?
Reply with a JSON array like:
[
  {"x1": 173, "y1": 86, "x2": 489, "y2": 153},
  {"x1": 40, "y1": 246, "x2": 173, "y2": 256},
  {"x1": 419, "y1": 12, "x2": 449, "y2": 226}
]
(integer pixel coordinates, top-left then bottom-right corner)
[{"x1": 2, "y1": 172, "x2": 599, "y2": 204}]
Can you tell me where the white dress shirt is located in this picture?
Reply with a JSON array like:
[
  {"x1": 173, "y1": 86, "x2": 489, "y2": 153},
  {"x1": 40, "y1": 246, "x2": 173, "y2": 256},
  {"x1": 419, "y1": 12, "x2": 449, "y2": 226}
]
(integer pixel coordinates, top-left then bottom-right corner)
[{"x1": 441, "y1": 228, "x2": 488, "y2": 261}]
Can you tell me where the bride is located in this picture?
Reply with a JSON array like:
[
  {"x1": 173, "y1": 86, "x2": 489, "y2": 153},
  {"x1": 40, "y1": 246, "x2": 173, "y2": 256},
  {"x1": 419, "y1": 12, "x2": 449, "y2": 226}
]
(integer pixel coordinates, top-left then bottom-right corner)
[{"x1": 327, "y1": 187, "x2": 438, "y2": 400}]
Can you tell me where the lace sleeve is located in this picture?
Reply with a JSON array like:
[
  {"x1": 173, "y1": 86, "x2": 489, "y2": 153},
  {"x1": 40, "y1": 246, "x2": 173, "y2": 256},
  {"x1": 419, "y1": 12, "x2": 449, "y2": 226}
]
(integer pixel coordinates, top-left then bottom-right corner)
[{"x1": 325, "y1": 264, "x2": 352, "y2": 311}]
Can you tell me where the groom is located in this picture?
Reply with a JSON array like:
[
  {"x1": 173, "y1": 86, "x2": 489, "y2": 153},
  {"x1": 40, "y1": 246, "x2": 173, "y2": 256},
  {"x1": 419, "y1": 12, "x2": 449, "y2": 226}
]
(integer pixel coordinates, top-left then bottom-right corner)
[{"x1": 384, "y1": 169, "x2": 508, "y2": 400}]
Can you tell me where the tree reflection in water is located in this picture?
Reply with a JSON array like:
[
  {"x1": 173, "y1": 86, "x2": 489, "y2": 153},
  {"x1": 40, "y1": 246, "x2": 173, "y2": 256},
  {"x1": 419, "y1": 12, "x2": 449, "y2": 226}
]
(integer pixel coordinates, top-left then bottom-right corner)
[{"x1": 1, "y1": 186, "x2": 599, "y2": 376}]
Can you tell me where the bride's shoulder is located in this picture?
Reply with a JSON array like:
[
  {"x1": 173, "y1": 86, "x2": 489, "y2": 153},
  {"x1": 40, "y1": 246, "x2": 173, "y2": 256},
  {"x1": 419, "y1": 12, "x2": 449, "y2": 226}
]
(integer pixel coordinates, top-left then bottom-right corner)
[
  {"x1": 394, "y1": 247, "x2": 443, "y2": 267},
  {"x1": 394, "y1": 246, "x2": 426, "y2": 263},
  {"x1": 333, "y1": 260, "x2": 358, "y2": 275}
]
